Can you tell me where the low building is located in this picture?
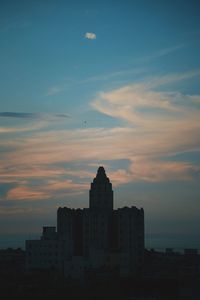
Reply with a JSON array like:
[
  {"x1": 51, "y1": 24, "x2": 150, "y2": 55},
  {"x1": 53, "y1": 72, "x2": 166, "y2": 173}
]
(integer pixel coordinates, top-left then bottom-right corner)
[{"x1": 0, "y1": 247, "x2": 25, "y2": 272}]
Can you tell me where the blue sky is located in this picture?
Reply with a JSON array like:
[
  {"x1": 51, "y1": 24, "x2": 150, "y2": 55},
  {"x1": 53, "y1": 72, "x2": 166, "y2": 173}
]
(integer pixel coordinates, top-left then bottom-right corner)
[{"x1": 0, "y1": 0, "x2": 200, "y2": 247}]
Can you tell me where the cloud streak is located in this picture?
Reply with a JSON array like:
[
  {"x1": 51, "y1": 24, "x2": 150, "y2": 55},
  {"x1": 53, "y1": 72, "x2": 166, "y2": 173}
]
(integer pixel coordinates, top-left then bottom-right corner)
[
  {"x1": 1, "y1": 71, "x2": 200, "y2": 201},
  {"x1": 0, "y1": 112, "x2": 70, "y2": 134},
  {"x1": 6, "y1": 179, "x2": 88, "y2": 201},
  {"x1": 133, "y1": 44, "x2": 186, "y2": 63},
  {"x1": 91, "y1": 71, "x2": 200, "y2": 127},
  {"x1": 45, "y1": 67, "x2": 146, "y2": 97},
  {"x1": 0, "y1": 112, "x2": 38, "y2": 119},
  {"x1": 0, "y1": 112, "x2": 69, "y2": 119}
]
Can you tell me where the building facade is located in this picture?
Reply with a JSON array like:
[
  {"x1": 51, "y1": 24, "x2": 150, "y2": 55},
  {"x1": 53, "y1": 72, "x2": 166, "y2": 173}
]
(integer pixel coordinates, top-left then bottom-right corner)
[{"x1": 26, "y1": 166, "x2": 144, "y2": 278}]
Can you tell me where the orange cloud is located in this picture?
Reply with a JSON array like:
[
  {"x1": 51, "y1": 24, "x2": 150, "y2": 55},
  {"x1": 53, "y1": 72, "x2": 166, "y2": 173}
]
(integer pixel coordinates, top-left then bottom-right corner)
[
  {"x1": 129, "y1": 159, "x2": 199, "y2": 182},
  {"x1": 91, "y1": 80, "x2": 200, "y2": 128},
  {"x1": 5, "y1": 179, "x2": 89, "y2": 201},
  {"x1": 0, "y1": 124, "x2": 200, "y2": 191},
  {"x1": 7, "y1": 186, "x2": 50, "y2": 200},
  {"x1": 0, "y1": 71, "x2": 200, "y2": 201},
  {"x1": 44, "y1": 179, "x2": 88, "y2": 192}
]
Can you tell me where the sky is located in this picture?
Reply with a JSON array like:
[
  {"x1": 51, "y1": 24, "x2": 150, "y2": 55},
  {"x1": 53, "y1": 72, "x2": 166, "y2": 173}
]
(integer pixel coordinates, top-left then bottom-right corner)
[{"x1": 0, "y1": 0, "x2": 200, "y2": 248}]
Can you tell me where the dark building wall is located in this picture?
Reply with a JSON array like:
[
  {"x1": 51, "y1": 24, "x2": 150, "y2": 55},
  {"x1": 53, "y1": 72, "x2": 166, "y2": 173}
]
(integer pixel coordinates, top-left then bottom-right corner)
[
  {"x1": 117, "y1": 206, "x2": 144, "y2": 274},
  {"x1": 57, "y1": 207, "x2": 84, "y2": 257},
  {"x1": 109, "y1": 210, "x2": 119, "y2": 251},
  {"x1": 0, "y1": 248, "x2": 25, "y2": 272},
  {"x1": 72, "y1": 209, "x2": 83, "y2": 256}
]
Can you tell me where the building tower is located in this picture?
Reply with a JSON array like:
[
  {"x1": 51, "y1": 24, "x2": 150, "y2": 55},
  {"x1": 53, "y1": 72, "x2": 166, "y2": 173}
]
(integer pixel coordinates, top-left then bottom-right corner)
[
  {"x1": 26, "y1": 166, "x2": 144, "y2": 278},
  {"x1": 89, "y1": 166, "x2": 113, "y2": 211}
]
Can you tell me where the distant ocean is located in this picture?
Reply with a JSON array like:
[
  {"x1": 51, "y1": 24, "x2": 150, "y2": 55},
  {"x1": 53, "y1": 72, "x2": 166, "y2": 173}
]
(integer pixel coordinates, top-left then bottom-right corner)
[
  {"x1": 0, "y1": 233, "x2": 199, "y2": 252},
  {"x1": 145, "y1": 233, "x2": 200, "y2": 252},
  {"x1": 0, "y1": 233, "x2": 41, "y2": 250}
]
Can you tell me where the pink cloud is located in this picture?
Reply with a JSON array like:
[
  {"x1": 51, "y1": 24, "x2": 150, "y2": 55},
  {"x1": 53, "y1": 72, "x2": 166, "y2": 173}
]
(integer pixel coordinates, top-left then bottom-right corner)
[
  {"x1": 0, "y1": 71, "x2": 200, "y2": 202},
  {"x1": 7, "y1": 186, "x2": 50, "y2": 200},
  {"x1": 5, "y1": 179, "x2": 88, "y2": 201}
]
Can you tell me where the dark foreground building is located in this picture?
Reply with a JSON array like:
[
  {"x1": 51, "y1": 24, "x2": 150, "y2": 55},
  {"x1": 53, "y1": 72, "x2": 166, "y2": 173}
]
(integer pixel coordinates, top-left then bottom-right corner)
[{"x1": 26, "y1": 166, "x2": 144, "y2": 279}]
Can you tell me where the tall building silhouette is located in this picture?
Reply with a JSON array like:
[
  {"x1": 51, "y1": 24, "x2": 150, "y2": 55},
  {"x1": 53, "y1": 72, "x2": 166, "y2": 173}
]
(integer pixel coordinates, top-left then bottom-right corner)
[
  {"x1": 89, "y1": 166, "x2": 113, "y2": 211},
  {"x1": 26, "y1": 167, "x2": 144, "y2": 278}
]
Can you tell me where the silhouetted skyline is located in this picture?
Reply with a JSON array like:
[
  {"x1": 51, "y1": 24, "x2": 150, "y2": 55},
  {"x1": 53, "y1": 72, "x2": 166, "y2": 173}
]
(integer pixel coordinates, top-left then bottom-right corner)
[
  {"x1": 0, "y1": 0, "x2": 200, "y2": 249},
  {"x1": 26, "y1": 167, "x2": 144, "y2": 278}
]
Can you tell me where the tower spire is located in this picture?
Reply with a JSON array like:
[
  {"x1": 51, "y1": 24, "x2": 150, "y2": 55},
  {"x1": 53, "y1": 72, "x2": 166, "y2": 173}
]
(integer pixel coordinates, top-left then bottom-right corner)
[{"x1": 89, "y1": 166, "x2": 113, "y2": 211}]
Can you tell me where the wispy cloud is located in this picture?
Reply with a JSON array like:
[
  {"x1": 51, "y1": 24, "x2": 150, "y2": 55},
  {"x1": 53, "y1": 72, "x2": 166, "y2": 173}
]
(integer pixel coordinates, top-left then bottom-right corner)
[
  {"x1": 108, "y1": 159, "x2": 200, "y2": 186},
  {"x1": 45, "y1": 85, "x2": 67, "y2": 96},
  {"x1": 45, "y1": 67, "x2": 146, "y2": 97},
  {"x1": 0, "y1": 112, "x2": 70, "y2": 134},
  {"x1": 91, "y1": 70, "x2": 200, "y2": 127},
  {"x1": 133, "y1": 44, "x2": 186, "y2": 64},
  {"x1": 145, "y1": 69, "x2": 200, "y2": 89},
  {"x1": 6, "y1": 186, "x2": 50, "y2": 201},
  {"x1": 6, "y1": 179, "x2": 88, "y2": 201},
  {"x1": 0, "y1": 121, "x2": 47, "y2": 133},
  {"x1": 0, "y1": 112, "x2": 38, "y2": 119},
  {"x1": 1, "y1": 71, "x2": 200, "y2": 202},
  {"x1": 0, "y1": 123, "x2": 199, "y2": 190},
  {"x1": 84, "y1": 32, "x2": 96, "y2": 40}
]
